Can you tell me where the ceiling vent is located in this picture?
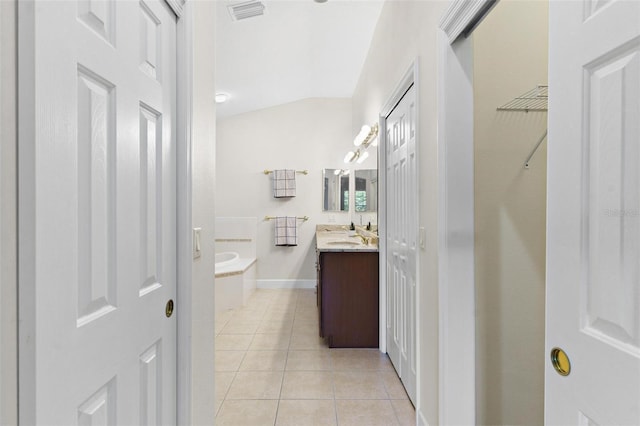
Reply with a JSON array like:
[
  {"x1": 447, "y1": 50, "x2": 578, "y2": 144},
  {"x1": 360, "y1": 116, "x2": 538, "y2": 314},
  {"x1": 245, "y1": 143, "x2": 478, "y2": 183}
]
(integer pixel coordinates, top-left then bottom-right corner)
[{"x1": 228, "y1": 1, "x2": 266, "y2": 21}]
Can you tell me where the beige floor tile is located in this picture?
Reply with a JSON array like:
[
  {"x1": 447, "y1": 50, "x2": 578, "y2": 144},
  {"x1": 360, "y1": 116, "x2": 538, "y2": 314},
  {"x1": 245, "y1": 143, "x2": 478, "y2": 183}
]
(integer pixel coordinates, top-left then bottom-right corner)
[
  {"x1": 275, "y1": 400, "x2": 337, "y2": 426},
  {"x1": 280, "y1": 371, "x2": 334, "y2": 400},
  {"x1": 216, "y1": 399, "x2": 278, "y2": 426},
  {"x1": 382, "y1": 371, "x2": 409, "y2": 399},
  {"x1": 285, "y1": 350, "x2": 332, "y2": 371},
  {"x1": 256, "y1": 319, "x2": 293, "y2": 334},
  {"x1": 335, "y1": 400, "x2": 399, "y2": 426},
  {"x1": 230, "y1": 310, "x2": 266, "y2": 322},
  {"x1": 391, "y1": 399, "x2": 417, "y2": 426},
  {"x1": 294, "y1": 312, "x2": 319, "y2": 323},
  {"x1": 226, "y1": 371, "x2": 284, "y2": 400},
  {"x1": 215, "y1": 351, "x2": 245, "y2": 372},
  {"x1": 292, "y1": 319, "x2": 319, "y2": 332},
  {"x1": 263, "y1": 312, "x2": 295, "y2": 323},
  {"x1": 216, "y1": 309, "x2": 235, "y2": 324},
  {"x1": 216, "y1": 334, "x2": 254, "y2": 351},
  {"x1": 330, "y1": 349, "x2": 394, "y2": 371},
  {"x1": 267, "y1": 304, "x2": 297, "y2": 314},
  {"x1": 249, "y1": 332, "x2": 291, "y2": 350},
  {"x1": 220, "y1": 320, "x2": 261, "y2": 335},
  {"x1": 215, "y1": 321, "x2": 227, "y2": 336},
  {"x1": 333, "y1": 371, "x2": 388, "y2": 399},
  {"x1": 239, "y1": 350, "x2": 287, "y2": 371},
  {"x1": 289, "y1": 331, "x2": 328, "y2": 350},
  {"x1": 215, "y1": 372, "x2": 236, "y2": 401}
]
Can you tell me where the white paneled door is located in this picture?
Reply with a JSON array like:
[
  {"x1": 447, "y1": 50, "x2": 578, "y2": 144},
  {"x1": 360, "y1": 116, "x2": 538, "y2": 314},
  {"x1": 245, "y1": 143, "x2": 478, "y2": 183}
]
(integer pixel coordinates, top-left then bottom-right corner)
[
  {"x1": 546, "y1": 0, "x2": 640, "y2": 424},
  {"x1": 19, "y1": 0, "x2": 177, "y2": 424},
  {"x1": 385, "y1": 84, "x2": 417, "y2": 404}
]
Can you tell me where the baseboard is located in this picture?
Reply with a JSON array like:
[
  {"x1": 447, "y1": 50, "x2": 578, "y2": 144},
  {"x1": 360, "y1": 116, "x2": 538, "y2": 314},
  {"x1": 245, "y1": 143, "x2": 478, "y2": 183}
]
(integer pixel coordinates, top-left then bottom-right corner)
[
  {"x1": 257, "y1": 279, "x2": 316, "y2": 289},
  {"x1": 418, "y1": 410, "x2": 429, "y2": 426}
]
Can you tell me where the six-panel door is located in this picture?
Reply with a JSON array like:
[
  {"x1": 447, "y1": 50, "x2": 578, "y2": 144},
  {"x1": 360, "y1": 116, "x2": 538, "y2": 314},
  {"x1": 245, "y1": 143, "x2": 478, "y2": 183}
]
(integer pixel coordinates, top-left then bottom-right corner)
[{"x1": 20, "y1": 0, "x2": 178, "y2": 423}]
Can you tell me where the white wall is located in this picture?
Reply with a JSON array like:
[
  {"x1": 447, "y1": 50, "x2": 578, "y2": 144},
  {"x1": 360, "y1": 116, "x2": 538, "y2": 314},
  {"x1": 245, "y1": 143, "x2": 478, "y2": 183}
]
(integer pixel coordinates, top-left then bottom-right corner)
[
  {"x1": 0, "y1": 1, "x2": 18, "y2": 423},
  {"x1": 190, "y1": 1, "x2": 217, "y2": 424},
  {"x1": 472, "y1": 1, "x2": 548, "y2": 424},
  {"x1": 350, "y1": 1, "x2": 448, "y2": 424},
  {"x1": 216, "y1": 98, "x2": 375, "y2": 282}
]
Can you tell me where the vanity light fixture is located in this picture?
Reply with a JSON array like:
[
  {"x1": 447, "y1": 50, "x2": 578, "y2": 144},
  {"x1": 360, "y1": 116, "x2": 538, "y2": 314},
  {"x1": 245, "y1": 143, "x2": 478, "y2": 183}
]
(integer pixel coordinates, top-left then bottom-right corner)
[
  {"x1": 344, "y1": 150, "x2": 360, "y2": 163},
  {"x1": 360, "y1": 122, "x2": 379, "y2": 149},
  {"x1": 356, "y1": 151, "x2": 369, "y2": 164},
  {"x1": 353, "y1": 125, "x2": 371, "y2": 147}
]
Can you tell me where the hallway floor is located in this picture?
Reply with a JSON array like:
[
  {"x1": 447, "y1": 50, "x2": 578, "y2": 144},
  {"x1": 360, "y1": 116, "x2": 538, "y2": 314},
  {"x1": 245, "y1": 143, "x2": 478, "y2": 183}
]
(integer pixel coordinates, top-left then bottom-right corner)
[{"x1": 214, "y1": 288, "x2": 415, "y2": 425}]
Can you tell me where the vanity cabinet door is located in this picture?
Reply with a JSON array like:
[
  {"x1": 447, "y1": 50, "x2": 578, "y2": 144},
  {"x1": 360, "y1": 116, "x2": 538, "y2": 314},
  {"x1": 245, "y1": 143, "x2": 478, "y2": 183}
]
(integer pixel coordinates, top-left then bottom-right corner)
[{"x1": 319, "y1": 251, "x2": 379, "y2": 348}]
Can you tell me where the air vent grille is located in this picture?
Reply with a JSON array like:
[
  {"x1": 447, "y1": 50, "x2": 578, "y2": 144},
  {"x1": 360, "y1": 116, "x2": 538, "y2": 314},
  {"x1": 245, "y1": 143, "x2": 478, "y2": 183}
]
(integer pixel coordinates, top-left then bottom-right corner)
[{"x1": 228, "y1": 1, "x2": 266, "y2": 21}]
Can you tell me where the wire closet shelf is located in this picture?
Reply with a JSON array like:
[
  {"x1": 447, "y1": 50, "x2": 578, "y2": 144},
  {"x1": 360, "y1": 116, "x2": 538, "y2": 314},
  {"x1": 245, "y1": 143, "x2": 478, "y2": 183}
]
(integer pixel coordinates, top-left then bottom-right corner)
[{"x1": 497, "y1": 85, "x2": 548, "y2": 112}]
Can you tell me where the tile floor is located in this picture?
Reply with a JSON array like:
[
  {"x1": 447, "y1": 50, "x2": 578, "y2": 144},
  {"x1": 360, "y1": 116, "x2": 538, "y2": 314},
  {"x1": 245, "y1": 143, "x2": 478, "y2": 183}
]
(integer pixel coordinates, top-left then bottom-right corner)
[{"x1": 215, "y1": 289, "x2": 416, "y2": 426}]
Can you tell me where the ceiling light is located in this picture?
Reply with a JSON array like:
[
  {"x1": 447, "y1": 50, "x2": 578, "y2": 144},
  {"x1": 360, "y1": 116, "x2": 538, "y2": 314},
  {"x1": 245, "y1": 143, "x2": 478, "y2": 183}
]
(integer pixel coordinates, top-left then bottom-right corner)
[
  {"x1": 314, "y1": 0, "x2": 328, "y2": 3},
  {"x1": 356, "y1": 151, "x2": 369, "y2": 164},
  {"x1": 215, "y1": 93, "x2": 229, "y2": 103}
]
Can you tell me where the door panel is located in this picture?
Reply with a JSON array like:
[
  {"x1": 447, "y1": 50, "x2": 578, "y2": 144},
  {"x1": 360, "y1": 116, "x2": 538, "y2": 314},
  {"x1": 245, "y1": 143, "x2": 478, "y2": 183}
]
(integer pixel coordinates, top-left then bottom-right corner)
[
  {"x1": 19, "y1": 1, "x2": 177, "y2": 424},
  {"x1": 546, "y1": 0, "x2": 640, "y2": 424},
  {"x1": 385, "y1": 84, "x2": 417, "y2": 404}
]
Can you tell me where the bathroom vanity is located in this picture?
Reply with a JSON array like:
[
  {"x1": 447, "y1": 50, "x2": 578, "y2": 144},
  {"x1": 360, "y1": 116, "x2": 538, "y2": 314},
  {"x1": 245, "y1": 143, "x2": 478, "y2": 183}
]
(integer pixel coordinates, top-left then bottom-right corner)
[{"x1": 315, "y1": 226, "x2": 379, "y2": 348}]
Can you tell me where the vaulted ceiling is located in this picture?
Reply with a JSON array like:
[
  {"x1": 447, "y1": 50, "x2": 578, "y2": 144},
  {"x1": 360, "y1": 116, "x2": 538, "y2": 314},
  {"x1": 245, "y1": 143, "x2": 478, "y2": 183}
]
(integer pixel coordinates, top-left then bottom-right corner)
[{"x1": 215, "y1": 0, "x2": 384, "y2": 118}]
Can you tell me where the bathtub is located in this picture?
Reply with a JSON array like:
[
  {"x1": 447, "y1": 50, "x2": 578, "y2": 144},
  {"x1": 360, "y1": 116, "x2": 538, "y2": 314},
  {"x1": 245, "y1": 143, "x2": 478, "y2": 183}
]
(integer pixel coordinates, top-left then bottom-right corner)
[{"x1": 214, "y1": 252, "x2": 257, "y2": 312}]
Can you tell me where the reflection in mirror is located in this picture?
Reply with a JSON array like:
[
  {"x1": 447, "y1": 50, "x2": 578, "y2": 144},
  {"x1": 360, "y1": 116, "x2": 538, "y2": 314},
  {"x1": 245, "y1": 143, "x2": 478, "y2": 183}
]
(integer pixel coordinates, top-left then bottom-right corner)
[
  {"x1": 354, "y1": 169, "x2": 377, "y2": 212},
  {"x1": 323, "y1": 169, "x2": 350, "y2": 211}
]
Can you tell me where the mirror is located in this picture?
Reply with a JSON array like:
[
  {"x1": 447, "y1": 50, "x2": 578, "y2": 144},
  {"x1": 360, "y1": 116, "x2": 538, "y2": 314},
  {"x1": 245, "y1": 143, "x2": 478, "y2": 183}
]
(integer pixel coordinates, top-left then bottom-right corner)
[
  {"x1": 323, "y1": 169, "x2": 349, "y2": 211},
  {"x1": 354, "y1": 169, "x2": 377, "y2": 212}
]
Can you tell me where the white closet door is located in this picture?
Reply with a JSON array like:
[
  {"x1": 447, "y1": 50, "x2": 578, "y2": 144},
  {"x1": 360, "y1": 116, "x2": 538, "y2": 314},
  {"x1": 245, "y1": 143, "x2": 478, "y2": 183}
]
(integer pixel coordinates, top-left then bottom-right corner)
[
  {"x1": 385, "y1": 84, "x2": 417, "y2": 404},
  {"x1": 546, "y1": 0, "x2": 640, "y2": 424},
  {"x1": 19, "y1": 1, "x2": 178, "y2": 424}
]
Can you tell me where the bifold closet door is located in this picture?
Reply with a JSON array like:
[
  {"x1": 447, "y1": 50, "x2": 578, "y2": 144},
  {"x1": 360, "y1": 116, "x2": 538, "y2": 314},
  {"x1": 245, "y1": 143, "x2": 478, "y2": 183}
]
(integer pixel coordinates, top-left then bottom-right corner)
[
  {"x1": 385, "y1": 84, "x2": 417, "y2": 404},
  {"x1": 19, "y1": 1, "x2": 178, "y2": 423}
]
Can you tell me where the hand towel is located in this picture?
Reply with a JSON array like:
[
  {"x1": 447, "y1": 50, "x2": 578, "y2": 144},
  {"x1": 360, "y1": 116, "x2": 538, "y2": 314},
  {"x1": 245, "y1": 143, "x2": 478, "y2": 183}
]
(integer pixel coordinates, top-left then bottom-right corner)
[
  {"x1": 274, "y1": 216, "x2": 297, "y2": 246},
  {"x1": 273, "y1": 169, "x2": 296, "y2": 198}
]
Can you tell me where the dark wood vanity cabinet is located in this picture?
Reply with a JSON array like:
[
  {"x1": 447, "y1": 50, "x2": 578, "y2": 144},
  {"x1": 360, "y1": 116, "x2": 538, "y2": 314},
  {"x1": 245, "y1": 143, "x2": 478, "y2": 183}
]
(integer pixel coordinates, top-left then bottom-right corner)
[{"x1": 317, "y1": 251, "x2": 379, "y2": 348}]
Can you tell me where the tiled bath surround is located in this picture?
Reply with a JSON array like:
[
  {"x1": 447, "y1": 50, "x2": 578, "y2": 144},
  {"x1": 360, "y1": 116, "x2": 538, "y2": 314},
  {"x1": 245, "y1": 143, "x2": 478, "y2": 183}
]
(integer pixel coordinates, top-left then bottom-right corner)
[{"x1": 215, "y1": 217, "x2": 258, "y2": 311}]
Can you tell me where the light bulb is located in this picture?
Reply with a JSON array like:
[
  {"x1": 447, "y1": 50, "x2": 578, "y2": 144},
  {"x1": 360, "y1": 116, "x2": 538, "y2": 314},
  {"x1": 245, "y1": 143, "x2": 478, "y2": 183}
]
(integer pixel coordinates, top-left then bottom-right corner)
[
  {"x1": 334, "y1": 169, "x2": 341, "y2": 175},
  {"x1": 357, "y1": 151, "x2": 369, "y2": 164},
  {"x1": 344, "y1": 151, "x2": 359, "y2": 163}
]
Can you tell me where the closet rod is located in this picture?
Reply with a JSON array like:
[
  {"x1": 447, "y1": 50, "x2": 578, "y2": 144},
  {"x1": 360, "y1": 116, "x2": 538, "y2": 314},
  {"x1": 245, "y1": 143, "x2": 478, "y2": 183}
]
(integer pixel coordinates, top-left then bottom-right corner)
[
  {"x1": 525, "y1": 130, "x2": 547, "y2": 169},
  {"x1": 263, "y1": 169, "x2": 308, "y2": 175}
]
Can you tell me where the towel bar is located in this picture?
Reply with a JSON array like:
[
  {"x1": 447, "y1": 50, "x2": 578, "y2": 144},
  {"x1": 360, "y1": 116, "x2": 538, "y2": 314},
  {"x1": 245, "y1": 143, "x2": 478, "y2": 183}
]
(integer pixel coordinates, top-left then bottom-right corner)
[
  {"x1": 264, "y1": 216, "x2": 309, "y2": 221},
  {"x1": 264, "y1": 169, "x2": 308, "y2": 175}
]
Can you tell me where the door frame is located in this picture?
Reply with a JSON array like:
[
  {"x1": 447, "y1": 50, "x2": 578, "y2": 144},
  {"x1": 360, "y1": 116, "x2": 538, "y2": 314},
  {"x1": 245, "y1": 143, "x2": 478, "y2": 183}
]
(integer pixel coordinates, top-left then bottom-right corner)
[
  {"x1": 16, "y1": 0, "x2": 195, "y2": 423},
  {"x1": 378, "y1": 59, "x2": 419, "y2": 406},
  {"x1": 437, "y1": 0, "x2": 495, "y2": 424}
]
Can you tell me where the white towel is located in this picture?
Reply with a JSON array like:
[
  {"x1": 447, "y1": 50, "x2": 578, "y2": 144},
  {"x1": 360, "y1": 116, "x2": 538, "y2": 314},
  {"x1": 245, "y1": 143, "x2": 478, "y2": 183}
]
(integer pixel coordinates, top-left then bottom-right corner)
[
  {"x1": 274, "y1": 216, "x2": 297, "y2": 246},
  {"x1": 272, "y1": 169, "x2": 296, "y2": 198}
]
